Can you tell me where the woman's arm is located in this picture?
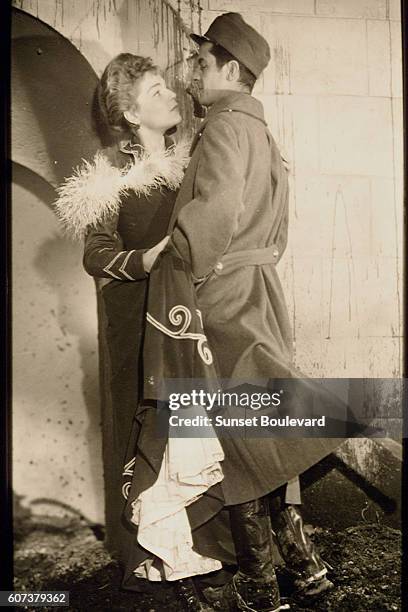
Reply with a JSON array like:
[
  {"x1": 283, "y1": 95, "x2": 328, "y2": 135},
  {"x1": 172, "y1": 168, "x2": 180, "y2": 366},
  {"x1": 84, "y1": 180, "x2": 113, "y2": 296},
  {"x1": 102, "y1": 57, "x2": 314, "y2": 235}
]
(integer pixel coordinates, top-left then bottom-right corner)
[
  {"x1": 83, "y1": 215, "x2": 170, "y2": 280},
  {"x1": 83, "y1": 215, "x2": 148, "y2": 280}
]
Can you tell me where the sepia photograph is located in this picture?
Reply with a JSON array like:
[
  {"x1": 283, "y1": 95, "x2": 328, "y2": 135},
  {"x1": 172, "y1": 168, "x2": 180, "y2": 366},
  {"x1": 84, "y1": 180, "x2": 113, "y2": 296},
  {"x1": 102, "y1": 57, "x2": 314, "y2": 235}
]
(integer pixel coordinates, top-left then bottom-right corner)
[{"x1": 7, "y1": 0, "x2": 404, "y2": 610}]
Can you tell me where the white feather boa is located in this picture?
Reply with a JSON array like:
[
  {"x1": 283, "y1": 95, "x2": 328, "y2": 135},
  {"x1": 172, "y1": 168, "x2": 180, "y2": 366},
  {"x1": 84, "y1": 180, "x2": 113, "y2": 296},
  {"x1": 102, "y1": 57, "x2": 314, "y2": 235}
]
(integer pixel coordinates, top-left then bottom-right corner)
[{"x1": 54, "y1": 139, "x2": 191, "y2": 239}]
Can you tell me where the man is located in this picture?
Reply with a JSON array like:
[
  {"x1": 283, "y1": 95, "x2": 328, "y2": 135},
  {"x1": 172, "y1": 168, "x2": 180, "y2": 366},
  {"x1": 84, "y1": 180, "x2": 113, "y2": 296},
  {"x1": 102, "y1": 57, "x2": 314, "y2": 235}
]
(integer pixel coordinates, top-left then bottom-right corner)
[
  {"x1": 185, "y1": 44, "x2": 333, "y2": 605},
  {"x1": 164, "y1": 12, "x2": 342, "y2": 611}
]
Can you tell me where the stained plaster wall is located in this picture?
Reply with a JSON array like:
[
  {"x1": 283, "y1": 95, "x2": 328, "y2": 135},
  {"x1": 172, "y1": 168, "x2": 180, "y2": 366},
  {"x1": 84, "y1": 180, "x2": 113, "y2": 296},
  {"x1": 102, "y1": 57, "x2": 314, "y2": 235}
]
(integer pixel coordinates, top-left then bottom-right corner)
[
  {"x1": 12, "y1": 0, "x2": 403, "y2": 523},
  {"x1": 12, "y1": 0, "x2": 197, "y2": 523},
  {"x1": 199, "y1": 0, "x2": 403, "y2": 379},
  {"x1": 198, "y1": 0, "x2": 403, "y2": 512}
]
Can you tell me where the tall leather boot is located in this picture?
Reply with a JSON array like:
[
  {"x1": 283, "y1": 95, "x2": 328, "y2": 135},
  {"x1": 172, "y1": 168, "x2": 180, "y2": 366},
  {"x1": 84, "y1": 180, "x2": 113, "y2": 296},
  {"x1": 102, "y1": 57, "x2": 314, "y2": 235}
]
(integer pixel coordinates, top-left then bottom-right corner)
[
  {"x1": 204, "y1": 497, "x2": 289, "y2": 611},
  {"x1": 269, "y1": 495, "x2": 333, "y2": 598}
]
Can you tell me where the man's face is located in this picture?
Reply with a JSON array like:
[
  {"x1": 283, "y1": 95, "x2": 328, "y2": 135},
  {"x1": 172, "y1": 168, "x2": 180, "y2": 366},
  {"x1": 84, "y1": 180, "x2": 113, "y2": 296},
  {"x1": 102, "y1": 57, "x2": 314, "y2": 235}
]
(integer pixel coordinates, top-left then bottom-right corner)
[
  {"x1": 185, "y1": 52, "x2": 207, "y2": 117},
  {"x1": 192, "y1": 42, "x2": 230, "y2": 106}
]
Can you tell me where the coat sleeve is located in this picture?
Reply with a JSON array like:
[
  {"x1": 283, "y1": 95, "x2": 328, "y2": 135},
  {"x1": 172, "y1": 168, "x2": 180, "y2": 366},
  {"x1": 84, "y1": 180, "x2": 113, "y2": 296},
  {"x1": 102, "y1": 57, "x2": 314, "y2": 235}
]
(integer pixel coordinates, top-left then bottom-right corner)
[
  {"x1": 83, "y1": 214, "x2": 147, "y2": 281},
  {"x1": 170, "y1": 115, "x2": 245, "y2": 282}
]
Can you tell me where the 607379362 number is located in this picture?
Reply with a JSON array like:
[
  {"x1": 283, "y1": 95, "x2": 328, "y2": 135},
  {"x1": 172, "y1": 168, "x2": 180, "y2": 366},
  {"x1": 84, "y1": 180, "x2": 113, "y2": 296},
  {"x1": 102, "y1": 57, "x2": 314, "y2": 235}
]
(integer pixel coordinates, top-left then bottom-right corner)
[{"x1": 0, "y1": 592, "x2": 69, "y2": 607}]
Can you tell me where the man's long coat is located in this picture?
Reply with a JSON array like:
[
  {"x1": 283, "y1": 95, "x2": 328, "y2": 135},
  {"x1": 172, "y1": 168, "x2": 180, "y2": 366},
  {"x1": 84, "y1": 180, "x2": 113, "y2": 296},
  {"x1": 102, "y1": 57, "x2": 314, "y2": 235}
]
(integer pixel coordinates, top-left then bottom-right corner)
[{"x1": 168, "y1": 91, "x2": 344, "y2": 505}]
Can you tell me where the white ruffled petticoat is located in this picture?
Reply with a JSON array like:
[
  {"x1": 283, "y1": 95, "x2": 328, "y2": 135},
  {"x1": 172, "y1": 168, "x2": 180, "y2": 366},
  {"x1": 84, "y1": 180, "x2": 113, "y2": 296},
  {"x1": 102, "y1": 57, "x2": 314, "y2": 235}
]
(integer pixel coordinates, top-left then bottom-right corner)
[{"x1": 130, "y1": 428, "x2": 225, "y2": 581}]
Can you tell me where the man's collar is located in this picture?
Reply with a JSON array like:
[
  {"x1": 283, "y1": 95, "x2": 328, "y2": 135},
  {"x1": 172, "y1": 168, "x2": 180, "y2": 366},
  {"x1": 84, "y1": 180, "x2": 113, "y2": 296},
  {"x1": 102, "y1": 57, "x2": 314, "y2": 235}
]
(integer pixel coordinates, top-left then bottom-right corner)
[
  {"x1": 206, "y1": 91, "x2": 252, "y2": 115},
  {"x1": 195, "y1": 91, "x2": 266, "y2": 140}
]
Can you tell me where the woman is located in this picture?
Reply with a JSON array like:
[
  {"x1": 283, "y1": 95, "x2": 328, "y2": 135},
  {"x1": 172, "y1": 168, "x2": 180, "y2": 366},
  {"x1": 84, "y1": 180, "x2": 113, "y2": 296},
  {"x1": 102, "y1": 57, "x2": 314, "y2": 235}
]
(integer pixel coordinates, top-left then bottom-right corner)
[{"x1": 55, "y1": 54, "x2": 222, "y2": 611}]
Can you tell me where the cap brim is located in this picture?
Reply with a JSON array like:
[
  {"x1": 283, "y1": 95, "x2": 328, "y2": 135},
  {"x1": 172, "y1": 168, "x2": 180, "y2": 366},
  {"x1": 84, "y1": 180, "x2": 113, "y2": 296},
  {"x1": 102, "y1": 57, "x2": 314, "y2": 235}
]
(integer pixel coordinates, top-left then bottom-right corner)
[{"x1": 190, "y1": 33, "x2": 211, "y2": 47}]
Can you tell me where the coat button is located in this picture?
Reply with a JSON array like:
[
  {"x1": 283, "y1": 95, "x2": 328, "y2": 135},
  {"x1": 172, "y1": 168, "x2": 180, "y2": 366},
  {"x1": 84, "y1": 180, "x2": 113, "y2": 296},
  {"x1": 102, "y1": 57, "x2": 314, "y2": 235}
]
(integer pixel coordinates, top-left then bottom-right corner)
[
  {"x1": 272, "y1": 248, "x2": 279, "y2": 258},
  {"x1": 215, "y1": 262, "x2": 223, "y2": 271}
]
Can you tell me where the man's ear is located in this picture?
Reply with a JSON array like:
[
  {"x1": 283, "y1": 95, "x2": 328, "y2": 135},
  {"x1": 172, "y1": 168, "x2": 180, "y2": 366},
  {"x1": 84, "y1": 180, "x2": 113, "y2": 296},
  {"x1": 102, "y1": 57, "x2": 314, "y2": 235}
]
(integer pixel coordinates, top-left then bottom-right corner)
[
  {"x1": 226, "y1": 60, "x2": 241, "y2": 82},
  {"x1": 123, "y1": 109, "x2": 140, "y2": 127}
]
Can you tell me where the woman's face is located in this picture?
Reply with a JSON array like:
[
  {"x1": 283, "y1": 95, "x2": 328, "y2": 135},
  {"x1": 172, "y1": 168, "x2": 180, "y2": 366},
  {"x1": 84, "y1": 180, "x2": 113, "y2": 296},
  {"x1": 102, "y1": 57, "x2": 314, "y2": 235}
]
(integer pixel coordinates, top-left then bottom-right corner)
[{"x1": 126, "y1": 70, "x2": 182, "y2": 133}]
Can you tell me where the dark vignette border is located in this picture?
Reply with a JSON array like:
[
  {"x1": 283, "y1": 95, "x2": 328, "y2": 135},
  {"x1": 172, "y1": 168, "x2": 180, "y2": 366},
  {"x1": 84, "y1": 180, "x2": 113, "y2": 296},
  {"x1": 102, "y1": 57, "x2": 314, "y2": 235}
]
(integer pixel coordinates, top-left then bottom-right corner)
[{"x1": 0, "y1": 0, "x2": 12, "y2": 593}]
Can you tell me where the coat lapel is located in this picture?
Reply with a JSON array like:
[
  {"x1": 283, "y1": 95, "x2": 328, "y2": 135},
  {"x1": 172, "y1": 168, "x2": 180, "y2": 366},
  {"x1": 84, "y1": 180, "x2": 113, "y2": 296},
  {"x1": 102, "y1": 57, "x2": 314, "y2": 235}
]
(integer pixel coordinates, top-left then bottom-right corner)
[{"x1": 168, "y1": 92, "x2": 268, "y2": 232}]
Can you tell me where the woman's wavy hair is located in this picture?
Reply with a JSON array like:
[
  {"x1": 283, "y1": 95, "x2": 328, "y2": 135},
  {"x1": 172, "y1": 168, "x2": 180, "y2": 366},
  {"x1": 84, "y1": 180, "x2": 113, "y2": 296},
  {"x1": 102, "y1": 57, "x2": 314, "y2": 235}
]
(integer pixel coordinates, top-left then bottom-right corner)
[{"x1": 97, "y1": 53, "x2": 158, "y2": 134}]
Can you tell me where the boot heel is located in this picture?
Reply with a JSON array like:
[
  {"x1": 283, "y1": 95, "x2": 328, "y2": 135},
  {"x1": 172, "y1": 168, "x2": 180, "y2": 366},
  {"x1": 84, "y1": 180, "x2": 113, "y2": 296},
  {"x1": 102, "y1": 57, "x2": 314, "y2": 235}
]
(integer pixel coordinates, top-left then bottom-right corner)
[{"x1": 271, "y1": 503, "x2": 335, "y2": 599}]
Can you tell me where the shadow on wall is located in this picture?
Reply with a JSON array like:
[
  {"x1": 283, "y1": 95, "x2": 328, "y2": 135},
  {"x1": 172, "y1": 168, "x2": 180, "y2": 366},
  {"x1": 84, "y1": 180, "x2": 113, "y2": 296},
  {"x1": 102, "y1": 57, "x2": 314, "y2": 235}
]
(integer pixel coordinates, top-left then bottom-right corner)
[
  {"x1": 12, "y1": 162, "x2": 56, "y2": 209},
  {"x1": 13, "y1": 163, "x2": 102, "y2": 521},
  {"x1": 12, "y1": 7, "x2": 102, "y2": 186},
  {"x1": 33, "y1": 241, "x2": 101, "y2": 511},
  {"x1": 11, "y1": 1, "x2": 196, "y2": 524}
]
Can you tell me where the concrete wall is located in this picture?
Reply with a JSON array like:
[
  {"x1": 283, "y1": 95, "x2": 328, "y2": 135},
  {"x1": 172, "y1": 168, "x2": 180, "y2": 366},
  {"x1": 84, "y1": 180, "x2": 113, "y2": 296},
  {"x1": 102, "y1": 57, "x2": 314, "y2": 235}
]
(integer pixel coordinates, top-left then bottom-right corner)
[
  {"x1": 200, "y1": 0, "x2": 403, "y2": 379},
  {"x1": 12, "y1": 166, "x2": 103, "y2": 521},
  {"x1": 12, "y1": 0, "x2": 197, "y2": 524},
  {"x1": 197, "y1": 0, "x2": 403, "y2": 525},
  {"x1": 13, "y1": 0, "x2": 195, "y2": 76},
  {"x1": 12, "y1": 0, "x2": 403, "y2": 524}
]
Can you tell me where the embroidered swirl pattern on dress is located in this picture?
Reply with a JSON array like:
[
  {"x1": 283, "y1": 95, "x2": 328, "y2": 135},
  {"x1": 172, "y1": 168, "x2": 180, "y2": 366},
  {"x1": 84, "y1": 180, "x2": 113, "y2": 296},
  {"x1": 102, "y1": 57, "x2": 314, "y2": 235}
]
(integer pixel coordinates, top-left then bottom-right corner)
[
  {"x1": 122, "y1": 456, "x2": 136, "y2": 500},
  {"x1": 146, "y1": 305, "x2": 213, "y2": 365}
]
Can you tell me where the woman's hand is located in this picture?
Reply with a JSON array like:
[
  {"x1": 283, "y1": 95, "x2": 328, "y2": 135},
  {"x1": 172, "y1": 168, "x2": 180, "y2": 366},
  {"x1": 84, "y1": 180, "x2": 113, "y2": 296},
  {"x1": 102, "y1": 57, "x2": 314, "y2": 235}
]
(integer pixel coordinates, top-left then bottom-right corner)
[{"x1": 142, "y1": 236, "x2": 170, "y2": 273}]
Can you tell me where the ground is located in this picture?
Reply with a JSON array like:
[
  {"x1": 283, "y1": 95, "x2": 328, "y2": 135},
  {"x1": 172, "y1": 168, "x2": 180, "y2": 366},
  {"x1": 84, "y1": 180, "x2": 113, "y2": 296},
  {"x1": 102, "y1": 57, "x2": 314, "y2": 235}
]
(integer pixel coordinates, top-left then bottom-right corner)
[{"x1": 14, "y1": 512, "x2": 401, "y2": 612}]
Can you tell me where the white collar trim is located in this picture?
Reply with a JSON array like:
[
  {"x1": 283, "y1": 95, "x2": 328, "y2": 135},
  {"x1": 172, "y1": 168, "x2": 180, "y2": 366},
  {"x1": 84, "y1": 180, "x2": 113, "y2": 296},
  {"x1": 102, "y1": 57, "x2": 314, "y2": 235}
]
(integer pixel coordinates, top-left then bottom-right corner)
[{"x1": 54, "y1": 139, "x2": 190, "y2": 239}]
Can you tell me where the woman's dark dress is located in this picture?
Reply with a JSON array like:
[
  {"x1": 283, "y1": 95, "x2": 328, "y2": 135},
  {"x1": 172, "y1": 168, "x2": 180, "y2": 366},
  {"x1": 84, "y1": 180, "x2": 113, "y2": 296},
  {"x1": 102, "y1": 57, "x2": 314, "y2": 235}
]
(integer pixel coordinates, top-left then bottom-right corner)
[
  {"x1": 82, "y1": 141, "x2": 179, "y2": 569},
  {"x1": 57, "y1": 137, "x2": 234, "y2": 586}
]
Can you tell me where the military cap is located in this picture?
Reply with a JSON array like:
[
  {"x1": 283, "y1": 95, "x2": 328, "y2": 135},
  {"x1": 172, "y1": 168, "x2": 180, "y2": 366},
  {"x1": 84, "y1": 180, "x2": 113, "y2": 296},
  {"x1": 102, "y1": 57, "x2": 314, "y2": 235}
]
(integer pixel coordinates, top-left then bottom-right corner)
[{"x1": 190, "y1": 12, "x2": 270, "y2": 78}]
